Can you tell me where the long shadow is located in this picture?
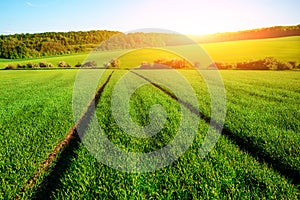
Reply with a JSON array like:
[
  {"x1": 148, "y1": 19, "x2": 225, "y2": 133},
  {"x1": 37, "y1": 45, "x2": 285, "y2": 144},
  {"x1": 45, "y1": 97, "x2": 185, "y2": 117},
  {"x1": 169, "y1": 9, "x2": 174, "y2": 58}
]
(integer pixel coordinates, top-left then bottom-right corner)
[
  {"x1": 32, "y1": 133, "x2": 81, "y2": 199},
  {"x1": 30, "y1": 72, "x2": 114, "y2": 198},
  {"x1": 131, "y1": 71, "x2": 300, "y2": 185}
]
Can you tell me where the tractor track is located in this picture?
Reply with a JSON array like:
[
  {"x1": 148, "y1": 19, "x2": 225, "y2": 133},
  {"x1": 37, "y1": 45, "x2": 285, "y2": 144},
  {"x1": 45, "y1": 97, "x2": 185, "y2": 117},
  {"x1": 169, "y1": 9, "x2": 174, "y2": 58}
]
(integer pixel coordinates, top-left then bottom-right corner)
[
  {"x1": 17, "y1": 68, "x2": 299, "y2": 200},
  {"x1": 17, "y1": 71, "x2": 114, "y2": 198},
  {"x1": 131, "y1": 70, "x2": 300, "y2": 185}
]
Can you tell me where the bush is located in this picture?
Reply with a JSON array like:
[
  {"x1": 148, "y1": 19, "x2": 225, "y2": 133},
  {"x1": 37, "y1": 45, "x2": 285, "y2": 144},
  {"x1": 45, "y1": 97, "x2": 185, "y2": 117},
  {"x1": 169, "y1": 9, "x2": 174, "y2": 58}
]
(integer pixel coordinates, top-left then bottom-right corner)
[
  {"x1": 58, "y1": 61, "x2": 71, "y2": 68},
  {"x1": 32, "y1": 63, "x2": 40, "y2": 68},
  {"x1": 110, "y1": 59, "x2": 120, "y2": 68},
  {"x1": 39, "y1": 62, "x2": 47, "y2": 68},
  {"x1": 82, "y1": 61, "x2": 97, "y2": 67},
  {"x1": 153, "y1": 58, "x2": 191, "y2": 69},
  {"x1": 26, "y1": 63, "x2": 34, "y2": 69},
  {"x1": 16, "y1": 63, "x2": 26, "y2": 69},
  {"x1": 104, "y1": 59, "x2": 120, "y2": 68},
  {"x1": 4, "y1": 64, "x2": 16, "y2": 70},
  {"x1": 211, "y1": 62, "x2": 235, "y2": 70},
  {"x1": 140, "y1": 61, "x2": 151, "y2": 69},
  {"x1": 262, "y1": 57, "x2": 293, "y2": 70},
  {"x1": 74, "y1": 62, "x2": 82, "y2": 68},
  {"x1": 215, "y1": 57, "x2": 295, "y2": 70},
  {"x1": 37, "y1": 62, "x2": 53, "y2": 68}
]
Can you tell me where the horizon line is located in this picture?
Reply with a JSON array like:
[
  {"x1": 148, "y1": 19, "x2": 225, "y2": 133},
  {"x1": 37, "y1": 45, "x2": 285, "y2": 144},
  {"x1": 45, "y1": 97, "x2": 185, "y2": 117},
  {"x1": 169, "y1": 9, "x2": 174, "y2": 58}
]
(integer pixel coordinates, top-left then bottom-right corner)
[{"x1": 1, "y1": 23, "x2": 299, "y2": 36}]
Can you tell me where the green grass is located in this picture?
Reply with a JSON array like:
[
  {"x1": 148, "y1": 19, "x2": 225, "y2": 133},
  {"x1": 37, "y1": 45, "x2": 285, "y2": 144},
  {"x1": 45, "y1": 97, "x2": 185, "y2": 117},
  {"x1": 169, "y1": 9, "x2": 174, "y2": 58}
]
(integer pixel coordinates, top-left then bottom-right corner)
[
  {"x1": 1, "y1": 68, "x2": 299, "y2": 198},
  {"x1": 0, "y1": 53, "x2": 88, "y2": 69},
  {"x1": 220, "y1": 70, "x2": 300, "y2": 172},
  {"x1": 133, "y1": 70, "x2": 300, "y2": 179},
  {"x1": 0, "y1": 69, "x2": 116, "y2": 199},
  {"x1": 32, "y1": 70, "x2": 299, "y2": 199},
  {"x1": 0, "y1": 70, "x2": 79, "y2": 198},
  {"x1": 1, "y1": 36, "x2": 299, "y2": 69},
  {"x1": 0, "y1": 50, "x2": 126, "y2": 69},
  {"x1": 186, "y1": 70, "x2": 299, "y2": 171}
]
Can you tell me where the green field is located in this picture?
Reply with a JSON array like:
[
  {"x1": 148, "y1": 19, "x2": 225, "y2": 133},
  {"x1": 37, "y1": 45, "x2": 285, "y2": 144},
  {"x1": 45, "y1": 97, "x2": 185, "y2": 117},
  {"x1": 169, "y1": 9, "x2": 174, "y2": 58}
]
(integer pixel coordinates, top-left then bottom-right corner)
[
  {"x1": 202, "y1": 36, "x2": 300, "y2": 63},
  {"x1": 0, "y1": 69, "x2": 299, "y2": 199},
  {"x1": 1, "y1": 36, "x2": 299, "y2": 69},
  {"x1": 0, "y1": 70, "x2": 82, "y2": 198}
]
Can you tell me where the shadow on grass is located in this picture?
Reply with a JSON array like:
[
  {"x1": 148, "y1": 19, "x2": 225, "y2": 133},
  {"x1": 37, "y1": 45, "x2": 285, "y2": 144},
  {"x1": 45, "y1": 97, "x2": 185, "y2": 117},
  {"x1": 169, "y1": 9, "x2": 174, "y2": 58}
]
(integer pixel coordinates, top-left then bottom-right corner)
[
  {"x1": 31, "y1": 69, "x2": 299, "y2": 199},
  {"x1": 31, "y1": 72, "x2": 114, "y2": 198},
  {"x1": 32, "y1": 134, "x2": 81, "y2": 199},
  {"x1": 131, "y1": 71, "x2": 300, "y2": 186}
]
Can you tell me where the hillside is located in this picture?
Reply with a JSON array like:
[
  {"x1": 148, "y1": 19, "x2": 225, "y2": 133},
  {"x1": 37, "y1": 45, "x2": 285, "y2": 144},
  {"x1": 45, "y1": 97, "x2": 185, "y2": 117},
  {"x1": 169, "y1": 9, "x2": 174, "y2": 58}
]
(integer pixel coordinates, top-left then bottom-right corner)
[
  {"x1": 192, "y1": 24, "x2": 300, "y2": 43},
  {"x1": 0, "y1": 24, "x2": 299, "y2": 60},
  {"x1": 1, "y1": 36, "x2": 299, "y2": 70}
]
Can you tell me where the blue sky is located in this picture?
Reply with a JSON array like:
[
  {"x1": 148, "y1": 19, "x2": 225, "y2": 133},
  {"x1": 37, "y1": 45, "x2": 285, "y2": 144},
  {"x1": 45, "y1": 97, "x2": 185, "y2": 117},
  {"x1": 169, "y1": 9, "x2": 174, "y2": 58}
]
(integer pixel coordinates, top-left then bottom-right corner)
[{"x1": 1, "y1": 0, "x2": 299, "y2": 35}]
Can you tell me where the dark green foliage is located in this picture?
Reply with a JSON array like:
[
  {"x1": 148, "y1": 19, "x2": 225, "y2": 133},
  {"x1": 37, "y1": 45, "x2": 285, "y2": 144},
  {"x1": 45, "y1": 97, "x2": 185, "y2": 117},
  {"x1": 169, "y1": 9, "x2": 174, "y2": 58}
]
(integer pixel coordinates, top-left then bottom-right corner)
[
  {"x1": 16, "y1": 63, "x2": 26, "y2": 69},
  {"x1": 39, "y1": 61, "x2": 53, "y2": 68},
  {"x1": 212, "y1": 57, "x2": 296, "y2": 70},
  {"x1": 26, "y1": 63, "x2": 34, "y2": 69},
  {"x1": 0, "y1": 30, "x2": 120, "y2": 59},
  {"x1": 74, "y1": 62, "x2": 82, "y2": 68},
  {"x1": 0, "y1": 31, "x2": 192, "y2": 59},
  {"x1": 97, "y1": 33, "x2": 166, "y2": 50}
]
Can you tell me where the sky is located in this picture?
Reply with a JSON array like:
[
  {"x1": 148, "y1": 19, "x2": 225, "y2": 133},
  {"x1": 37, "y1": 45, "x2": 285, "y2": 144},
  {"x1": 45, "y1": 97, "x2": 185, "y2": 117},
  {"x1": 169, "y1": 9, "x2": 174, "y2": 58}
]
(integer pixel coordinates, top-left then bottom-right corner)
[{"x1": 1, "y1": 0, "x2": 299, "y2": 35}]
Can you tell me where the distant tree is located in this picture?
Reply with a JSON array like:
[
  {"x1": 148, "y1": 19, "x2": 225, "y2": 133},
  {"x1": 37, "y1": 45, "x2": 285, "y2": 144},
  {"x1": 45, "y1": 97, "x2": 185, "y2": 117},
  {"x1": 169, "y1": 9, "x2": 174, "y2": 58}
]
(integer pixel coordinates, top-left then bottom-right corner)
[
  {"x1": 58, "y1": 61, "x2": 71, "y2": 68},
  {"x1": 82, "y1": 61, "x2": 97, "y2": 67},
  {"x1": 153, "y1": 58, "x2": 191, "y2": 69},
  {"x1": 74, "y1": 62, "x2": 82, "y2": 67},
  {"x1": 110, "y1": 59, "x2": 120, "y2": 68},
  {"x1": 26, "y1": 63, "x2": 34, "y2": 69},
  {"x1": 140, "y1": 61, "x2": 151, "y2": 69},
  {"x1": 39, "y1": 62, "x2": 48, "y2": 68},
  {"x1": 16, "y1": 63, "x2": 26, "y2": 69}
]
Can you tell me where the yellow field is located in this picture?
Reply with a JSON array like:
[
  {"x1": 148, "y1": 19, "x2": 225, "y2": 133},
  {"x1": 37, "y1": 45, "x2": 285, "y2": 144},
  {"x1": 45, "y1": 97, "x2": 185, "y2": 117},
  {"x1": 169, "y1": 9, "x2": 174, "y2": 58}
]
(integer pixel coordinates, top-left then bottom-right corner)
[{"x1": 202, "y1": 36, "x2": 300, "y2": 63}]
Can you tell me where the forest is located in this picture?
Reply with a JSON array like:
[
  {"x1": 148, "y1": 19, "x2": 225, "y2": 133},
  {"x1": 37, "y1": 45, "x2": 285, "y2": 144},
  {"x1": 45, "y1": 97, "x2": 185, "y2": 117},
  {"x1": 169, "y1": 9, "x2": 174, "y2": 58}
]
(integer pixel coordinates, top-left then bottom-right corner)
[{"x1": 192, "y1": 24, "x2": 300, "y2": 43}]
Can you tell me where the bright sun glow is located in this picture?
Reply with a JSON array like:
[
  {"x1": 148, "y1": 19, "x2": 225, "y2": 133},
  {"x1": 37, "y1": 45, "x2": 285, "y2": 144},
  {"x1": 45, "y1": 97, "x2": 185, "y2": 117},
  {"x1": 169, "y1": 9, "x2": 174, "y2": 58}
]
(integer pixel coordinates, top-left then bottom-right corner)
[{"x1": 1, "y1": 0, "x2": 299, "y2": 35}]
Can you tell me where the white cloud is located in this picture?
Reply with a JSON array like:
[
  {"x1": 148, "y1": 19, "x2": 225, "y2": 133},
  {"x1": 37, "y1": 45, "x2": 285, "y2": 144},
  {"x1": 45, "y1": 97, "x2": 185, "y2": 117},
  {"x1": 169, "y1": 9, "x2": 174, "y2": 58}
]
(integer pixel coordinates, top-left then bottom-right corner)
[
  {"x1": 26, "y1": 1, "x2": 34, "y2": 7},
  {"x1": 25, "y1": 1, "x2": 48, "y2": 8}
]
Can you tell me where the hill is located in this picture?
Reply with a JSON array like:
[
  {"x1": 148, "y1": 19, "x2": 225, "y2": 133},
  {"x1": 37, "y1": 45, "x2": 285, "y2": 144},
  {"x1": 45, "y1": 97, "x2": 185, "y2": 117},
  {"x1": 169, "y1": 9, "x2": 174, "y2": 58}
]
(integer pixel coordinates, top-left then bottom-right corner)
[
  {"x1": 0, "y1": 25, "x2": 299, "y2": 60},
  {"x1": 192, "y1": 24, "x2": 300, "y2": 43},
  {"x1": 1, "y1": 36, "x2": 299, "y2": 70}
]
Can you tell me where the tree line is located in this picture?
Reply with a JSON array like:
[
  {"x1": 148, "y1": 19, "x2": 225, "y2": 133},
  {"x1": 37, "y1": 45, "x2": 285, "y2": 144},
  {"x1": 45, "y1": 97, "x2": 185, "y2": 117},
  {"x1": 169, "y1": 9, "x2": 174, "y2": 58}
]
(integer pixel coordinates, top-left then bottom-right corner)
[
  {"x1": 0, "y1": 30, "x2": 121, "y2": 59},
  {"x1": 193, "y1": 24, "x2": 300, "y2": 43},
  {"x1": 0, "y1": 31, "x2": 189, "y2": 59}
]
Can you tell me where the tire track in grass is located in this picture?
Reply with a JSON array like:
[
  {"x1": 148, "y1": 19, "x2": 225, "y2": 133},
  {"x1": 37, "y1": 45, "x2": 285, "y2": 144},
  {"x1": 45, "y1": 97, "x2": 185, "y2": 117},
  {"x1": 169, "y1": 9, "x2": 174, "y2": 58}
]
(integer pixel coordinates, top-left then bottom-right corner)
[
  {"x1": 18, "y1": 71, "x2": 114, "y2": 198},
  {"x1": 131, "y1": 70, "x2": 300, "y2": 186}
]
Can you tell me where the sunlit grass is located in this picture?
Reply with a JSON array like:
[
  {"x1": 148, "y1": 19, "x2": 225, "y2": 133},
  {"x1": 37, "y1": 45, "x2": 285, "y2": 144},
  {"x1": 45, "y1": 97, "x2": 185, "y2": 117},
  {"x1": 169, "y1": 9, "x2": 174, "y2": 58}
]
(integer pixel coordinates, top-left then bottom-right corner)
[
  {"x1": 202, "y1": 36, "x2": 300, "y2": 63},
  {"x1": 39, "y1": 70, "x2": 299, "y2": 199}
]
